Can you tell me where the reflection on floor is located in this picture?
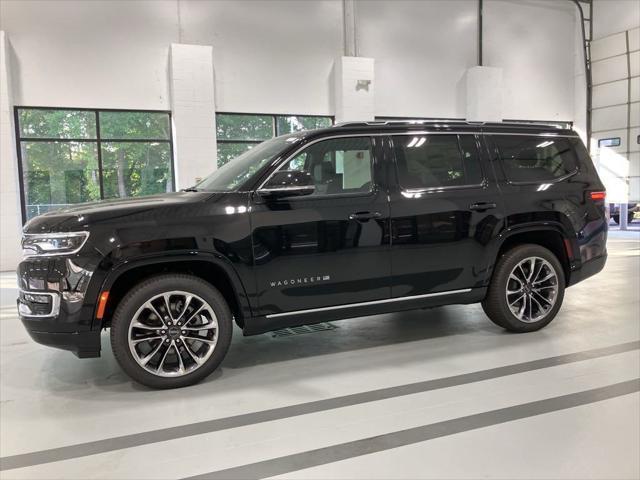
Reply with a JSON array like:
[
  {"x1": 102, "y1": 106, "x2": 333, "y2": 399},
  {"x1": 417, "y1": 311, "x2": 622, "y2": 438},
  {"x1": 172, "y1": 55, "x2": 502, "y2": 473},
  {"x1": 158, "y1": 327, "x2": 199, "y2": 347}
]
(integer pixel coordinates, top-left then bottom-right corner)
[{"x1": 1, "y1": 231, "x2": 639, "y2": 479}]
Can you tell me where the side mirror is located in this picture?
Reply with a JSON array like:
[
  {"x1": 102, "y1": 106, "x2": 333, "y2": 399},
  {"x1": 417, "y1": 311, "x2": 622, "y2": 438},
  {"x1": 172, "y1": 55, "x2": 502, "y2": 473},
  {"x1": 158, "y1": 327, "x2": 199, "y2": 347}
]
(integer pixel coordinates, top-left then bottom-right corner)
[{"x1": 257, "y1": 170, "x2": 315, "y2": 199}]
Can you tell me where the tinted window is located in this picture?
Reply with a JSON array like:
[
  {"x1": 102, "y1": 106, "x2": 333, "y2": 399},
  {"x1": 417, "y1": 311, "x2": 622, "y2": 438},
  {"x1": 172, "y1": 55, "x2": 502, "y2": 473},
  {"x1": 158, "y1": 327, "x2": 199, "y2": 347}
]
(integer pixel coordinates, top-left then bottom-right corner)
[
  {"x1": 494, "y1": 136, "x2": 577, "y2": 182},
  {"x1": 267, "y1": 137, "x2": 373, "y2": 196},
  {"x1": 393, "y1": 134, "x2": 482, "y2": 189}
]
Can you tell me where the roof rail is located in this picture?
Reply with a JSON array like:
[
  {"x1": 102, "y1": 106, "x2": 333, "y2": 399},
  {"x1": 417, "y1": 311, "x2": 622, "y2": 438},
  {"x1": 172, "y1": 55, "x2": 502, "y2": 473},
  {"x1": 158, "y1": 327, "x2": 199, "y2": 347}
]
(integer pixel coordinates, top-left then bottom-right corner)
[
  {"x1": 332, "y1": 120, "x2": 470, "y2": 128},
  {"x1": 332, "y1": 119, "x2": 570, "y2": 129}
]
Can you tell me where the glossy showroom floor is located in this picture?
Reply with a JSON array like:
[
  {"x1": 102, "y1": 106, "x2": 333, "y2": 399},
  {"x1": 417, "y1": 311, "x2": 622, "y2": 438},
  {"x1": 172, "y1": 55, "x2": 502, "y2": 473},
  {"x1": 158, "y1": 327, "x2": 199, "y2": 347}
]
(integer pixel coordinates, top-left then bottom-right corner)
[{"x1": 1, "y1": 231, "x2": 639, "y2": 479}]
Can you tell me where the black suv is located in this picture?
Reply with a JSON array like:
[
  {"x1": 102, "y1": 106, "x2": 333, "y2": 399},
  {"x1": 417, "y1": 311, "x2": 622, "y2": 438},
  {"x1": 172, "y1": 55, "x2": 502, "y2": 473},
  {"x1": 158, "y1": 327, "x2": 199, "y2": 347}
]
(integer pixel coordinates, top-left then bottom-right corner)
[{"x1": 18, "y1": 121, "x2": 608, "y2": 388}]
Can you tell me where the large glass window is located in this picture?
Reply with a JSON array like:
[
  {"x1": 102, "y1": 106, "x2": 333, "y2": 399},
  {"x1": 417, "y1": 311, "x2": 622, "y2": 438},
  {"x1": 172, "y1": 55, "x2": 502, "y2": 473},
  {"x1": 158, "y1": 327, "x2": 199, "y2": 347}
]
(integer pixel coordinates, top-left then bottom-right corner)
[
  {"x1": 494, "y1": 136, "x2": 578, "y2": 183},
  {"x1": 16, "y1": 108, "x2": 174, "y2": 221},
  {"x1": 392, "y1": 134, "x2": 483, "y2": 190},
  {"x1": 215, "y1": 113, "x2": 332, "y2": 167},
  {"x1": 264, "y1": 137, "x2": 374, "y2": 196}
]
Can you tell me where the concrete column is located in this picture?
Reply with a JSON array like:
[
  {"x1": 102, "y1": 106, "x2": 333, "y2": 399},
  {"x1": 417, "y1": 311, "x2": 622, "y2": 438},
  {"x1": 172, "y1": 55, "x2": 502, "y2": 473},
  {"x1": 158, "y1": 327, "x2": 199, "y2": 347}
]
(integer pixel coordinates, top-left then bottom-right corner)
[
  {"x1": 333, "y1": 56, "x2": 375, "y2": 123},
  {"x1": 169, "y1": 44, "x2": 217, "y2": 189},
  {"x1": 0, "y1": 31, "x2": 22, "y2": 272},
  {"x1": 465, "y1": 66, "x2": 503, "y2": 122}
]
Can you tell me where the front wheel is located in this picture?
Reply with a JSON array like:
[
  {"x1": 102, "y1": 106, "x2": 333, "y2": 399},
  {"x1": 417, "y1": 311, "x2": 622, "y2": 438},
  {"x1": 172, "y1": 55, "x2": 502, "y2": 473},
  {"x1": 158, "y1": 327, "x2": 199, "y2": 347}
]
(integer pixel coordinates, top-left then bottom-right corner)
[
  {"x1": 110, "y1": 274, "x2": 233, "y2": 389},
  {"x1": 482, "y1": 244, "x2": 565, "y2": 333}
]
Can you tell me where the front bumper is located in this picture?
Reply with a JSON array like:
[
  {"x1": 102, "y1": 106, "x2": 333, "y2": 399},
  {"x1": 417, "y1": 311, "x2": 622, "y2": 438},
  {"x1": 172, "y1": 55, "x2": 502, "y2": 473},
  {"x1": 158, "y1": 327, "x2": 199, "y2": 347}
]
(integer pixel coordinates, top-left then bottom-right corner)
[
  {"x1": 24, "y1": 329, "x2": 101, "y2": 358},
  {"x1": 17, "y1": 255, "x2": 103, "y2": 358}
]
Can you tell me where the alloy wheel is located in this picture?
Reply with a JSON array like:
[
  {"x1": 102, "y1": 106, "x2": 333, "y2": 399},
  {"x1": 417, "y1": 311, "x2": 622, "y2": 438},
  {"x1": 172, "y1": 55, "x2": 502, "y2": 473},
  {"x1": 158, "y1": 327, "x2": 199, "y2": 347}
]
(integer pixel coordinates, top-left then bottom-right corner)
[
  {"x1": 127, "y1": 291, "x2": 219, "y2": 377},
  {"x1": 505, "y1": 256, "x2": 559, "y2": 323}
]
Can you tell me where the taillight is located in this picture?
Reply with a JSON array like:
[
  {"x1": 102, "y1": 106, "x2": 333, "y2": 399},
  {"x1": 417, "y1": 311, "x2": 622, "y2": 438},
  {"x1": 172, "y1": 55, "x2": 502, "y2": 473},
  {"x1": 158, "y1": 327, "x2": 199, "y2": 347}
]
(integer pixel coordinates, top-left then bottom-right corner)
[{"x1": 589, "y1": 191, "x2": 606, "y2": 201}]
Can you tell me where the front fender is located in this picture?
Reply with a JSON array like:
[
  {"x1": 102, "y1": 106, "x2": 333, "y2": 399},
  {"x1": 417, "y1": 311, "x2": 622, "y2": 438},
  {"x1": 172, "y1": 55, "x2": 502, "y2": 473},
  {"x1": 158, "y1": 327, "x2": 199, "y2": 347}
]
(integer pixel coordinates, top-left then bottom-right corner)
[{"x1": 89, "y1": 251, "x2": 254, "y2": 330}]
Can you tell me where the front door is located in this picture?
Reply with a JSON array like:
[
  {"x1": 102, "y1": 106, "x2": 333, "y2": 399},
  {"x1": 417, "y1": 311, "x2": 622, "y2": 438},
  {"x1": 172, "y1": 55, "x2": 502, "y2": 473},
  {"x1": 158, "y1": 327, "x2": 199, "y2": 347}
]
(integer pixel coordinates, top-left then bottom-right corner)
[
  {"x1": 249, "y1": 136, "x2": 391, "y2": 319},
  {"x1": 388, "y1": 132, "x2": 503, "y2": 298}
]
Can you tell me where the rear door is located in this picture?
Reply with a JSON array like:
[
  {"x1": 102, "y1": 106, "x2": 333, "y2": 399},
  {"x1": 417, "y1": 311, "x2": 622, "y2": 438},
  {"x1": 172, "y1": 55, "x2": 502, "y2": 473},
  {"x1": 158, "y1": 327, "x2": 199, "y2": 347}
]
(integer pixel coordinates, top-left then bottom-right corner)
[{"x1": 388, "y1": 132, "x2": 503, "y2": 297}]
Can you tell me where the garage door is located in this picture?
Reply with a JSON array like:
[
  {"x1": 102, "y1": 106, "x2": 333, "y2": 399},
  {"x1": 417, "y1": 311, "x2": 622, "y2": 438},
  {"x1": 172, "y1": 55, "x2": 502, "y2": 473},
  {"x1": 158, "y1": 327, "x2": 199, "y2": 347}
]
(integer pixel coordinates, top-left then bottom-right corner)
[{"x1": 591, "y1": 27, "x2": 640, "y2": 203}]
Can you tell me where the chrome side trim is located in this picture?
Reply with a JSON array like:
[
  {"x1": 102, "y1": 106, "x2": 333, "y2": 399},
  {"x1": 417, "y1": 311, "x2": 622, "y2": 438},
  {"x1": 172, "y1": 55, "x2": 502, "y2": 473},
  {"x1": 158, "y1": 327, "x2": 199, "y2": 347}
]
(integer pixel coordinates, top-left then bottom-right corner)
[
  {"x1": 265, "y1": 288, "x2": 473, "y2": 319},
  {"x1": 18, "y1": 290, "x2": 61, "y2": 318}
]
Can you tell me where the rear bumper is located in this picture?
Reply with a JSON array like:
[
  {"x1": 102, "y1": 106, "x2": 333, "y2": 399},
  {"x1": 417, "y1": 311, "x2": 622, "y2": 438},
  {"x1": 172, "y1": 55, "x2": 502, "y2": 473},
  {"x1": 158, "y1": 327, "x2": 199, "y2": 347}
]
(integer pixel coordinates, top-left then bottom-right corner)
[{"x1": 568, "y1": 253, "x2": 607, "y2": 287}]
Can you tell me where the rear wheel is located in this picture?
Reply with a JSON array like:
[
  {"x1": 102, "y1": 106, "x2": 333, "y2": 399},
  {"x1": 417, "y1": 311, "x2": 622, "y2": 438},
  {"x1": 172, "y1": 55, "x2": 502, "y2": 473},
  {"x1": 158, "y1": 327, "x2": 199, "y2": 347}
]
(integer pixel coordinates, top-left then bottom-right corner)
[
  {"x1": 482, "y1": 244, "x2": 565, "y2": 333},
  {"x1": 110, "y1": 274, "x2": 233, "y2": 389}
]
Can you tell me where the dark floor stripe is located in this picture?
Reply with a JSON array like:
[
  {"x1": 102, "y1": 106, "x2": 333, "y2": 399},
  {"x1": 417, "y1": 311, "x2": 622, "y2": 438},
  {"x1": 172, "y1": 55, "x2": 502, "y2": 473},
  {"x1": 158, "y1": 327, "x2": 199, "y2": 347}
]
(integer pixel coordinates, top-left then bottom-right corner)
[
  {"x1": 186, "y1": 379, "x2": 640, "y2": 480},
  {"x1": 1, "y1": 340, "x2": 638, "y2": 471}
]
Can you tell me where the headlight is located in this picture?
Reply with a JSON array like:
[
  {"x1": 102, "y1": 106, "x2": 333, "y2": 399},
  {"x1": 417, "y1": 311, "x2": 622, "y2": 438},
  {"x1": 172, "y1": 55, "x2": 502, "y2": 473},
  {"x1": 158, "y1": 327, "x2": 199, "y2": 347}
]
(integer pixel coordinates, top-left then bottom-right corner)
[{"x1": 22, "y1": 232, "x2": 89, "y2": 257}]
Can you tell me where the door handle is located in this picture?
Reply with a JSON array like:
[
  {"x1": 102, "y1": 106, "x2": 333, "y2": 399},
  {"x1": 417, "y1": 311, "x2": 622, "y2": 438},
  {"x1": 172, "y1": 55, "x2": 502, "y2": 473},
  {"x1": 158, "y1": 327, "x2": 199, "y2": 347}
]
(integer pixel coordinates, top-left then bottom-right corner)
[
  {"x1": 349, "y1": 211, "x2": 382, "y2": 222},
  {"x1": 469, "y1": 202, "x2": 497, "y2": 212}
]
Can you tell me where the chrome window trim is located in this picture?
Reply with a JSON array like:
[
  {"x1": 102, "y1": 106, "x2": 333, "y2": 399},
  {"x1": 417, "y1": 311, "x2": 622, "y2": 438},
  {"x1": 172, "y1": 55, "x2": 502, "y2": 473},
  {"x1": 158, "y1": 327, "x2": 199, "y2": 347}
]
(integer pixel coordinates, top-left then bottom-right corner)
[
  {"x1": 18, "y1": 290, "x2": 61, "y2": 318},
  {"x1": 256, "y1": 185, "x2": 315, "y2": 193},
  {"x1": 256, "y1": 131, "x2": 579, "y2": 191},
  {"x1": 401, "y1": 183, "x2": 487, "y2": 195},
  {"x1": 505, "y1": 168, "x2": 580, "y2": 186},
  {"x1": 21, "y1": 231, "x2": 90, "y2": 258},
  {"x1": 265, "y1": 288, "x2": 472, "y2": 319}
]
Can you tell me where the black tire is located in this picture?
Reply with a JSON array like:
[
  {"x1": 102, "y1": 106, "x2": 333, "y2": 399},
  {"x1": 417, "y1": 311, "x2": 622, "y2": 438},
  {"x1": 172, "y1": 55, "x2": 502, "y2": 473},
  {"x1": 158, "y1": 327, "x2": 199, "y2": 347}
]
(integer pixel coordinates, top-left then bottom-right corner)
[
  {"x1": 110, "y1": 274, "x2": 233, "y2": 389},
  {"x1": 481, "y1": 244, "x2": 565, "y2": 333},
  {"x1": 611, "y1": 215, "x2": 620, "y2": 224}
]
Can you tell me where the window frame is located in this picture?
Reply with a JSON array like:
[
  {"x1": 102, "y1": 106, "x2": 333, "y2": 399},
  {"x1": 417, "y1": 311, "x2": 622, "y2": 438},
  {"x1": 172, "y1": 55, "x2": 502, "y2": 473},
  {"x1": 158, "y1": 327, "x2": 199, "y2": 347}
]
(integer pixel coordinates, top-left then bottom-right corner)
[
  {"x1": 489, "y1": 133, "x2": 580, "y2": 186},
  {"x1": 14, "y1": 106, "x2": 175, "y2": 223},
  {"x1": 257, "y1": 134, "x2": 378, "y2": 199},
  {"x1": 215, "y1": 112, "x2": 334, "y2": 167},
  {"x1": 389, "y1": 132, "x2": 486, "y2": 193}
]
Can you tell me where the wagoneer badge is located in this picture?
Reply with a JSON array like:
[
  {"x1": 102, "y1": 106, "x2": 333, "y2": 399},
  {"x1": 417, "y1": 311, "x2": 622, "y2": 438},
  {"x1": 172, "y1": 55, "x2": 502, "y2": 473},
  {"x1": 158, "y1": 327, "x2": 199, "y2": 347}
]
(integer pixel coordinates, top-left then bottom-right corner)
[{"x1": 270, "y1": 275, "x2": 331, "y2": 288}]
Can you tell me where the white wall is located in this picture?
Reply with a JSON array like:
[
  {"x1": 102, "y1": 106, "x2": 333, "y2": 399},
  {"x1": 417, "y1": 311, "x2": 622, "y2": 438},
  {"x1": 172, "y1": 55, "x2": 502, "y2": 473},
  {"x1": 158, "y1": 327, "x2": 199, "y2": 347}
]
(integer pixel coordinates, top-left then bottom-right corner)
[
  {"x1": 484, "y1": 0, "x2": 577, "y2": 122},
  {"x1": 179, "y1": 0, "x2": 342, "y2": 115},
  {"x1": 0, "y1": 0, "x2": 582, "y2": 119},
  {"x1": 358, "y1": 0, "x2": 579, "y2": 122},
  {"x1": 593, "y1": 0, "x2": 640, "y2": 39},
  {"x1": 357, "y1": 0, "x2": 477, "y2": 119},
  {"x1": 0, "y1": 0, "x2": 178, "y2": 109},
  {"x1": 0, "y1": 0, "x2": 342, "y2": 116}
]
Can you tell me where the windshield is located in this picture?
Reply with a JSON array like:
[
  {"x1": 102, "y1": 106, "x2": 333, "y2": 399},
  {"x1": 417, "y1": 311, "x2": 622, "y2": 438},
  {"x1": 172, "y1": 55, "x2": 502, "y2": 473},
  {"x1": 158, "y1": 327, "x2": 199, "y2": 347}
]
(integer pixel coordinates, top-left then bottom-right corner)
[{"x1": 195, "y1": 135, "x2": 301, "y2": 192}]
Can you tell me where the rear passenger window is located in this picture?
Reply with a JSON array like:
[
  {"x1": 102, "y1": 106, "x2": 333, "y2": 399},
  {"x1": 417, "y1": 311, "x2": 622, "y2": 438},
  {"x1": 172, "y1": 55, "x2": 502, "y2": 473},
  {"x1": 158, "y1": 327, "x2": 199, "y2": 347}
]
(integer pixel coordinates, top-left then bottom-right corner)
[
  {"x1": 494, "y1": 136, "x2": 578, "y2": 183},
  {"x1": 392, "y1": 134, "x2": 483, "y2": 190}
]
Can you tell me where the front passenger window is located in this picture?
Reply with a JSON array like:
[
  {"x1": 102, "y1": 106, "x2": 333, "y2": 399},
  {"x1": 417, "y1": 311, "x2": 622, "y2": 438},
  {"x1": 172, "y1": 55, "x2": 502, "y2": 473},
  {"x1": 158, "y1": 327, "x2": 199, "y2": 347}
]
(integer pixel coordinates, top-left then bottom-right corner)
[{"x1": 270, "y1": 137, "x2": 374, "y2": 196}]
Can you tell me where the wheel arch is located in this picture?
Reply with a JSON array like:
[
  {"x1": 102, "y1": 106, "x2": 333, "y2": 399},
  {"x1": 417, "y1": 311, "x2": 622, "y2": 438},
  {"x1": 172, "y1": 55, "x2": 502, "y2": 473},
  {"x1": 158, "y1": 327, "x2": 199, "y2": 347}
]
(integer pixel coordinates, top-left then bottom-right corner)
[
  {"x1": 491, "y1": 223, "x2": 575, "y2": 286},
  {"x1": 94, "y1": 254, "x2": 252, "y2": 330}
]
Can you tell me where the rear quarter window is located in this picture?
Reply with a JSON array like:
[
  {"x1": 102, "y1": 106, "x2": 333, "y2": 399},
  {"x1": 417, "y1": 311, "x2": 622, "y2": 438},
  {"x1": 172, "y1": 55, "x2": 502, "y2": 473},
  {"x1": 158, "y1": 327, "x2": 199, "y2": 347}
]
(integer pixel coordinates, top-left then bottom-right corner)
[{"x1": 494, "y1": 136, "x2": 578, "y2": 183}]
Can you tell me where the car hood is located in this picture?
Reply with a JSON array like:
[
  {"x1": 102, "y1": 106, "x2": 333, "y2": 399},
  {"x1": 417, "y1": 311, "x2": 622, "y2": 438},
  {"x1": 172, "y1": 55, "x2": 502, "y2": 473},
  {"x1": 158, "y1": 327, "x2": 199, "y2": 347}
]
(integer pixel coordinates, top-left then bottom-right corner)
[{"x1": 23, "y1": 191, "x2": 220, "y2": 233}]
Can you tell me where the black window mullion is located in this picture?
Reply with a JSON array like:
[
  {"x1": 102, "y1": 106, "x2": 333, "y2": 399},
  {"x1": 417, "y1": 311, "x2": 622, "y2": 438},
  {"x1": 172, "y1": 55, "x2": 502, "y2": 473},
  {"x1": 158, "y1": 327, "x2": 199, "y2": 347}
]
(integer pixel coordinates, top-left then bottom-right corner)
[{"x1": 95, "y1": 110, "x2": 105, "y2": 200}]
